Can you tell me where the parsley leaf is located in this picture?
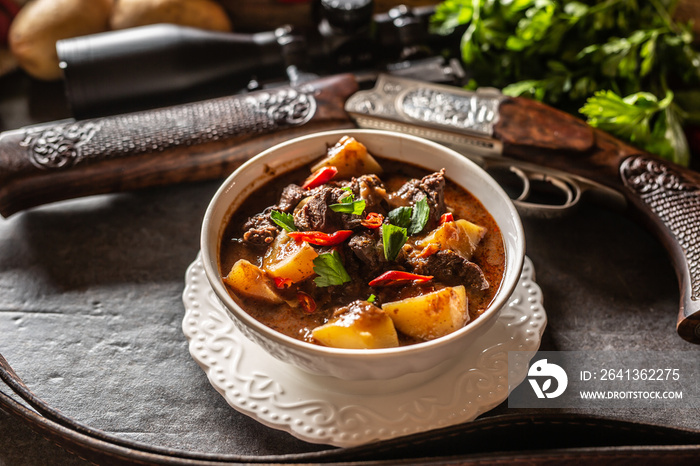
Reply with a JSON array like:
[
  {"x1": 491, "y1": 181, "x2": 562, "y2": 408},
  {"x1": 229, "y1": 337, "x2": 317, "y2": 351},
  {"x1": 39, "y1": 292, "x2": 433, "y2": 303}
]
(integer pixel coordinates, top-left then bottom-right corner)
[
  {"x1": 270, "y1": 210, "x2": 296, "y2": 232},
  {"x1": 429, "y1": 0, "x2": 700, "y2": 165},
  {"x1": 382, "y1": 223, "x2": 407, "y2": 261},
  {"x1": 367, "y1": 294, "x2": 376, "y2": 303},
  {"x1": 329, "y1": 193, "x2": 366, "y2": 215},
  {"x1": 313, "y1": 251, "x2": 351, "y2": 287},
  {"x1": 580, "y1": 90, "x2": 660, "y2": 141},
  {"x1": 408, "y1": 197, "x2": 430, "y2": 235},
  {"x1": 579, "y1": 89, "x2": 689, "y2": 165},
  {"x1": 388, "y1": 206, "x2": 412, "y2": 228},
  {"x1": 388, "y1": 197, "x2": 430, "y2": 235}
]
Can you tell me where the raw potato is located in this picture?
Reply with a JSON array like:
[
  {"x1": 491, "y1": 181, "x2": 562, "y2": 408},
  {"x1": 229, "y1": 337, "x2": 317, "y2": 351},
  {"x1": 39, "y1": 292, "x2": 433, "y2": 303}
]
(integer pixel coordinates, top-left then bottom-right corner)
[
  {"x1": 110, "y1": 0, "x2": 232, "y2": 32},
  {"x1": 418, "y1": 219, "x2": 486, "y2": 260},
  {"x1": 9, "y1": 0, "x2": 113, "y2": 80},
  {"x1": 382, "y1": 286, "x2": 469, "y2": 341},
  {"x1": 312, "y1": 301, "x2": 399, "y2": 349},
  {"x1": 311, "y1": 136, "x2": 383, "y2": 178},
  {"x1": 223, "y1": 259, "x2": 283, "y2": 304},
  {"x1": 262, "y1": 231, "x2": 318, "y2": 283}
]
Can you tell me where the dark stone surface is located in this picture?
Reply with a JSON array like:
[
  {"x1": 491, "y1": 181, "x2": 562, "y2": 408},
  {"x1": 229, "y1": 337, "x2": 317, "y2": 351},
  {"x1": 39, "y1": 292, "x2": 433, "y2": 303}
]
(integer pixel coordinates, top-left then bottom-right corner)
[{"x1": 1, "y1": 72, "x2": 698, "y2": 465}]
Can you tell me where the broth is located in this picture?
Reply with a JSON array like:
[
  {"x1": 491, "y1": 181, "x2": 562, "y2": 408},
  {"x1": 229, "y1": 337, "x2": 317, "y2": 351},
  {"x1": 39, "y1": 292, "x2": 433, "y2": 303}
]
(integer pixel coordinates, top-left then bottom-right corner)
[{"x1": 219, "y1": 153, "x2": 506, "y2": 347}]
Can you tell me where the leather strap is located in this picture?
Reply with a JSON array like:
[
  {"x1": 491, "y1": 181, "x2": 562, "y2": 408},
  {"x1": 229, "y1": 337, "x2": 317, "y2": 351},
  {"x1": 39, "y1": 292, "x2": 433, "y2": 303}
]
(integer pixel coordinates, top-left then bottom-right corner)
[{"x1": 2, "y1": 352, "x2": 699, "y2": 465}]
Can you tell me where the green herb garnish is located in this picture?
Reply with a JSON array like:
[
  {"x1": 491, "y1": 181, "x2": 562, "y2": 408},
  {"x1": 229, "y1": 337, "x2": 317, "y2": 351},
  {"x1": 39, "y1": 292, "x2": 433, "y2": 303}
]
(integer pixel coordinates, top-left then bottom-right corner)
[
  {"x1": 270, "y1": 210, "x2": 296, "y2": 232},
  {"x1": 579, "y1": 89, "x2": 688, "y2": 165},
  {"x1": 408, "y1": 197, "x2": 430, "y2": 235},
  {"x1": 330, "y1": 192, "x2": 366, "y2": 215},
  {"x1": 430, "y1": 0, "x2": 700, "y2": 165},
  {"x1": 388, "y1": 206, "x2": 412, "y2": 228},
  {"x1": 382, "y1": 223, "x2": 408, "y2": 261},
  {"x1": 313, "y1": 250, "x2": 351, "y2": 287},
  {"x1": 388, "y1": 197, "x2": 430, "y2": 235},
  {"x1": 367, "y1": 294, "x2": 376, "y2": 303}
]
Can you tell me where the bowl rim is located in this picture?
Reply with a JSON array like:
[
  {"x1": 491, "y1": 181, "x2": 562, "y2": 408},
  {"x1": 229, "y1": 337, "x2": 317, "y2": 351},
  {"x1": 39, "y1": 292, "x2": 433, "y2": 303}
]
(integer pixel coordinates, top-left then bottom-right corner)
[{"x1": 201, "y1": 129, "x2": 525, "y2": 359}]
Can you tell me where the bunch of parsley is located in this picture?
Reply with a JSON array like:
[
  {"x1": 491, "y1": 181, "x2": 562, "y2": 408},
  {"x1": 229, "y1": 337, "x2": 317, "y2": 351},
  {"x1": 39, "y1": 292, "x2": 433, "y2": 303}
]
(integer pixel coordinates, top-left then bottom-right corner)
[{"x1": 430, "y1": 0, "x2": 700, "y2": 165}]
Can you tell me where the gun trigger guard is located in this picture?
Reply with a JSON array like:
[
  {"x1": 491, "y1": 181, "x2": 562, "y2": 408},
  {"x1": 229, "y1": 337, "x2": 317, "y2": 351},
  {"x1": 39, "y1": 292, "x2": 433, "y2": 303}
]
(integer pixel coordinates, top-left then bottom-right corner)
[
  {"x1": 508, "y1": 165, "x2": 531, "y2": 203},
  {"x1": 511, "y1": 169, "x2": 582, "y2": 218}
]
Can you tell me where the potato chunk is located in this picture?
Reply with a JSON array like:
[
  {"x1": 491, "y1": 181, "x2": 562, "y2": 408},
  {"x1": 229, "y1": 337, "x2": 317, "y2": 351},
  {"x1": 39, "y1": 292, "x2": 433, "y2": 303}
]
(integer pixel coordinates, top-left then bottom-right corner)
[
  {"x1": 418, "y1": 219, "x2": 486, "y2": 260},
  {"x1": 9, "y1": 0, "x2": 113, "y2": 81},
  {"x1": 382, "y1": 286, "x2": 469, "y2": 340},
  {"x1": 110, "y1": 0, "x2": 232, "y2": 32},
  {"x1": 310, "y1": 136, "x2": 383, "y2": 178},
  {"x1": 312, "y1": 300, "x2": 399, "y2": 349},
  {"x1": 223, "y1": 259, "x2": 284, "y2": 304},
  {"x1": 262, "y1": 231, "x2": 318, "y2": 283}
]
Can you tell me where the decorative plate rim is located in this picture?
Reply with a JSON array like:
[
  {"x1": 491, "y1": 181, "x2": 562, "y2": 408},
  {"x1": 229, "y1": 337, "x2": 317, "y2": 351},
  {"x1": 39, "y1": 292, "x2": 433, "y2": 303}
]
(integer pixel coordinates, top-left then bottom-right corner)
[{"x1": 182, "y1": 254, "x2": 546, "y2": 447}]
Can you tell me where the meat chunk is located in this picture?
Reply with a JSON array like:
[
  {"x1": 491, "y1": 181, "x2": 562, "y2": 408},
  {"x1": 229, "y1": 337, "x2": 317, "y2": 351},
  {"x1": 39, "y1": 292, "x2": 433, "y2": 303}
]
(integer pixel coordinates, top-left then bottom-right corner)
[
  {"x1": 293, "y1": 182, "x2": 375, "y2": 232},
  {"x1": 347, "y1": 231, "x2": 385, "y2": 273},
  {"x1": 277, "y1": 184, "x2": 306, "y2": 213},
  {"x1": 293, "y1": 187, "x2": 338, "y2": 232},
  {"x1": 391, "y1": 169, "x2": 446, "y2": 230},
  {"x1": 335, "y1": 175, "x2": 389, "y2": 230},
  {"x1": 354, "y1": 174, "x2": 388, "y2": 213},
  {"x1": 241, "y1": 182, "x2": 319, "y2": 245},
  {"x1": 242, "y1": 185, "x2": 307, "y2": 245},
  {"x1": 242, "y1": 208, "x2": 278, "y2": 246},
  {"x1": 410, "y1": 250, "x2": 489, "y2": 290}
]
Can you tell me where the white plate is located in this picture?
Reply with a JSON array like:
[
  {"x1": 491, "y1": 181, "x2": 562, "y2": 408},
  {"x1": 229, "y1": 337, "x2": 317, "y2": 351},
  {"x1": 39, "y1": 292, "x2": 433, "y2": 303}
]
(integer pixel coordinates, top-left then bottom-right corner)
[{"x1": 182, "y1": 254, "x2": 546, "y2": 447}]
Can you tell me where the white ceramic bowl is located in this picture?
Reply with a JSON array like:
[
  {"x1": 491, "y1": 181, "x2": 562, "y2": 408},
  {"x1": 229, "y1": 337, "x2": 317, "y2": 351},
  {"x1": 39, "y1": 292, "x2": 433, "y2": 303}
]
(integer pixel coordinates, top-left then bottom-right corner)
[{"x1": 201, "y1": 129, "x2": 524, "y2": 380}]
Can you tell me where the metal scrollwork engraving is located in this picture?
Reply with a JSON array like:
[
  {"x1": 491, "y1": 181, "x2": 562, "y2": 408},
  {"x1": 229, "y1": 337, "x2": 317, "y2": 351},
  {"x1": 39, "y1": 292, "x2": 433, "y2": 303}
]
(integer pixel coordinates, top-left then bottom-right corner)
[
  {"x1": 345, "y1": 75, "x2": 505, "y2": 151},
  {"x1": 249, "y1": 88, "x2": 316, "y2": 126},
  {"x1": 620, "y1": 155, "x2": 691, "y2": 194},
  {"x1": 621, "y1": 155, "x2": 700, "y2": 300},
  {"x1": 19, "y1": 87, "x2": 317, "y2": 170},
  {"x1": 20, "y1": 122, "x2": 101, "y2": 169},
  {"x1": 399, "y1": 88, "x2": 501, "y2": 135}
]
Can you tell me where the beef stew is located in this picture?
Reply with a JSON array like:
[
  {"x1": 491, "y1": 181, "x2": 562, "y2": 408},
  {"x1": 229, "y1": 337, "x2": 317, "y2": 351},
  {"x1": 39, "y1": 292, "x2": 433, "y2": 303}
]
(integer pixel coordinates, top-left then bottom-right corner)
[{"x1": 219, "y1": 136, "x2": 506, "y2": 349}]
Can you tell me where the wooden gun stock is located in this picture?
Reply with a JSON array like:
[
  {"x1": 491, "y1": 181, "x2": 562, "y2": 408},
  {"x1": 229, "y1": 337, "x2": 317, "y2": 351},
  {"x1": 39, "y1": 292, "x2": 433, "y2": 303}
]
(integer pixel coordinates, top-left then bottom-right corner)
[
  {"x1": 0, "y1": 74, "x2": 359, "y2": 217},
  {"x1": 495, "y1": 97, "x2": 700, "y2": 344}
]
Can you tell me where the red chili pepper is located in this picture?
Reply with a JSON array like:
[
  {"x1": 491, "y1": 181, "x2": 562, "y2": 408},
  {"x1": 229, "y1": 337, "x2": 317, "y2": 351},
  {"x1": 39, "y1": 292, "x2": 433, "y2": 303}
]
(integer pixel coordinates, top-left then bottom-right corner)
[
  {"x1": 368, "y1": 270, "x2": 434, "y2": 287},
  {"x1": 288, "y1": 229, "x2": 353, "y2": 246},
  {"x1": 297, "y1": 291, "x2": 317, "y2": 313},
  {"x1": 440, "y1": 212, "x2": 454, "y2": 224},
  {"x1": 274, "y1": 277, "x2": 293, "y2": 289},
  {"x1": 361, "y1": 212, "x2": 384, "y2": 229},
  {"x1": 301, "y1": 166, "x2": 338, "y2": 190}
]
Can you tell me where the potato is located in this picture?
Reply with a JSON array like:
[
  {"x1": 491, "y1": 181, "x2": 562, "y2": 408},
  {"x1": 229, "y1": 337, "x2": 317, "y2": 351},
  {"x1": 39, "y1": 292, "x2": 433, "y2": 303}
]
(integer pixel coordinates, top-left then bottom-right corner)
[
  {"x1": 311, "y1": 136, "x2": 383, "y2": 178},
  {"x1": 9, "y1": 0, "x2": 113, "y2": 80},
  {"x1": 223, "y1": 259, "x2": 283, "y2": 304},
  {"x1": 262, "y1": 231, "x2": 319, "y2": 283},
  {"x1": 110, "y1": 0, "x2": 232, "y2": 32},
  {"x1": 418, "y1": 219, "x2": 486, "y2": 260},
  {"x1": 312, "y1": 300, "x2": 399, "y2": 349},
  {"x1": 382, "y1": 286, "x2": 469, "y2": 341}
]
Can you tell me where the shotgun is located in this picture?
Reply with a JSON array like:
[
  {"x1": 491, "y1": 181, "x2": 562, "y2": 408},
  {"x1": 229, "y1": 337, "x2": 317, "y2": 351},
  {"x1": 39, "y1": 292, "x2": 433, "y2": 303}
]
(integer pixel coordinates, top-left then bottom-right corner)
[{"x1": 0, "y1": 73, "x2": 698, "y2": 343}]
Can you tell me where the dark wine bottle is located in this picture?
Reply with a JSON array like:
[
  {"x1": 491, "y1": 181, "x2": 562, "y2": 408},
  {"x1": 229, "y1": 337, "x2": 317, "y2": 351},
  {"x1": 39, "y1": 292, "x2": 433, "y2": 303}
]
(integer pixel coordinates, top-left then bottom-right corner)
[{"x1": 57, "y1": 24, "x2": 295, "y2": 118}]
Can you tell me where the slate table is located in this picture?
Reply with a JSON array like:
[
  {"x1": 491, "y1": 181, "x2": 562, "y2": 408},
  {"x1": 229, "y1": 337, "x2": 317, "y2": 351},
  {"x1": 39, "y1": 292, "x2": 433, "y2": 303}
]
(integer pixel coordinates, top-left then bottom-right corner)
[{"x1": 1, "y1": 73, "x2": 699, "y2": 465}]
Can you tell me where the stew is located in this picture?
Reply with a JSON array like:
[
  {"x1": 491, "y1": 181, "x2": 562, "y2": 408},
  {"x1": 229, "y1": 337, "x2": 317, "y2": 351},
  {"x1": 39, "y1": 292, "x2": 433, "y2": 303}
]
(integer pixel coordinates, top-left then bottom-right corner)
[{"x1": 219, "y1": 136, "x2": 506, "y2": 349}]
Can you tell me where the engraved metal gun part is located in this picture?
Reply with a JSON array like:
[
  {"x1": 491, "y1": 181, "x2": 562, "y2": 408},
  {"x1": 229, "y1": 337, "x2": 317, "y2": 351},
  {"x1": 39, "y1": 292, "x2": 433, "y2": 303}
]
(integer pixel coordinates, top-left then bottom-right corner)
[{"x1": 346, "y1": 74, "x2": 626, "y2": 216}]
